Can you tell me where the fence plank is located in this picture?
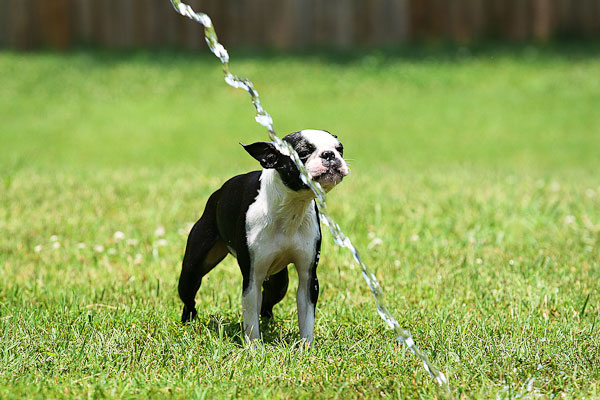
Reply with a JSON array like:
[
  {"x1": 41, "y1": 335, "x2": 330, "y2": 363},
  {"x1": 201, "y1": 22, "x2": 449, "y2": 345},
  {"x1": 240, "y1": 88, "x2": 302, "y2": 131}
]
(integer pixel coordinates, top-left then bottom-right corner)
[
  {"x1": 238, "y1": 0, "x2": 264, "y2": 48},
  {"x1": 594, "y1": 0, "x2": 600, "y2": 33},
  {"x1": 264, "y1": 0, "x2": 294, "y2": 49},
  {"x1": 508, "y1": 0, "x2": 530, "y2": 40},
  {"x1": 378, "y1": 0, "x2": 410, "y2": 44},
  {"x1": 119, "y1": 0, "x2": 134, "y2": 47},
  {"x1": 10, "y1": 0, "x2": 39, "y2": 49},
  {"x1": 0, "y1": 0, "x2": 8, "y2": 47},
  {"x1": 144, "y1": 0, "x2": 162, "y2": 46},
  {"x1": 164, "y1": 0, "x2": 180, "y2": 46},
  {"x1": 392, "y1": 0, "x2": 411, "y2": 43},
  {"x1": 363, "y1": 0, "x2": 381, "y2": 44},
  {"x1": 178, "y1": 0, "x2": 202, "y2": 50},
  {"x1": 408, "y1": 0, "x2": 424, "y2": 40},
  {"x1": 532, "y1": 0, "x2": 552, "y2": 40},
  {"x1": 331, "y1": 0, "x2": 352, "y2": 48},
  {"x1": 71, "y1": 0, "x2": 93, "y2": 44},
  {"x1": 579, "y1": 0, "x2": 600, "y2": 35},
  {"x1": 429, "y1": 0, "x2": 445, "y2": 38},
  {"x1": 314, "y1": 0, "x2": 331, "y2": 47},
  {"x1": 131, "y1": 0, "x2": 147, "y2": 47},
  {"x1": 467, "y1": 0, "x2": 486, "y2": 40},
  {"x1": 212, "y1": 0, "x2": 230, "y2": 46},
  {"x1": 37, "y1": 0, "x2": 72, "y2": 49},
  {"x1": 447, "y1": 0, "x2": 465, "y2": 41},
  {"x1": 88, "y1": 0, "x2": 102, "y2": 45},
  {"x1": 97, "y1": 0, "x2": 114, "y2": 47},
  {"x1": 292, "y1": 0, "x2": 314, "y2": 49},
  {"x1": 558, "y1": 0, "x2": 577, "y2": 34},
  {"x1": 224, "y1": 0, "x2": 243, "y2": 47}
]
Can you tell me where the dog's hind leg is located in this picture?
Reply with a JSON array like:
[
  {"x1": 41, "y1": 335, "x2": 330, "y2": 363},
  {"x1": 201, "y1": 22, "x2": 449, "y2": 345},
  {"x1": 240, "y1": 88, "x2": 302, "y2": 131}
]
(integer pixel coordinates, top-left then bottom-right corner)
[
  {"x1": 260, "y1": 267, "x2": 289, "y2": 319},
  {"x1": 179, "y1": 238, "x2": 228, "y2": 322},
  {"x1": 179, "y1": 193, "x2": 228, "y2": 323}
]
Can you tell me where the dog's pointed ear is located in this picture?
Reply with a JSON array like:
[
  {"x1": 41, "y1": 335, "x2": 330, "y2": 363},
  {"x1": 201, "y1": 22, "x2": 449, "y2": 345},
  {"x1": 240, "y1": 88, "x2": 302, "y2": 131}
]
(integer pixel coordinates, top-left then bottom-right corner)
[{"x1": 241, "y1": 142, "x2": 280, "y2": 169}]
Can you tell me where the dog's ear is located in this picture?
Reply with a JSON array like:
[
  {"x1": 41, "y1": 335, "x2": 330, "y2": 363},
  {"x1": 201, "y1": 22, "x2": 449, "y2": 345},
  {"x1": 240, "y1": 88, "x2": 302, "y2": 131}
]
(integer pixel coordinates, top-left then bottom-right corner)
[{"x1": 241, "y1": 142, "x2": 280, "y2": 169}]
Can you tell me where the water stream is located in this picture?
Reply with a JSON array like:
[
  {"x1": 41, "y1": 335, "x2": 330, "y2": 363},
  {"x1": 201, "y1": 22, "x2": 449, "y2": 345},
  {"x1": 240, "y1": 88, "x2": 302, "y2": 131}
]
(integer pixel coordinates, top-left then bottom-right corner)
[{"x1": 170, "y1": 0, "x2": 449, "y2": 391}]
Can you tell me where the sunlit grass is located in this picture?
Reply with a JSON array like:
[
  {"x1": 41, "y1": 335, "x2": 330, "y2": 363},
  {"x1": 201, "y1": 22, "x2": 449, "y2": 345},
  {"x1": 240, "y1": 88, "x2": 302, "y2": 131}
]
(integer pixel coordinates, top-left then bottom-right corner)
[{"x1": 1, "y1": 45, "x2": 599, "y2": 398}]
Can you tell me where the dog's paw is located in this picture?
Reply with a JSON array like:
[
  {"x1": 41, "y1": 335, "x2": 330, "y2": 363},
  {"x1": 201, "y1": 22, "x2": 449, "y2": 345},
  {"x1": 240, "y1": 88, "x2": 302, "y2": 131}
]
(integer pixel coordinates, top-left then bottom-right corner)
[
  {"x1": 260, "y1": 306, "x2": 274, "y2": 319},
  {"x1": 181, "y1": 305, "x2": 197, "y2": 323}
]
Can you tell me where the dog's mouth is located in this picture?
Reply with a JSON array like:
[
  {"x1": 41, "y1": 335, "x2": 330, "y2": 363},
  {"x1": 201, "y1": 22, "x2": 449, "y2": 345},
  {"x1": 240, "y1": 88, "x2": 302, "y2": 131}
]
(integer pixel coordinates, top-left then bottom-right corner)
[{"x1": 313, "y1": 166, "x2": 346, "y2": 189}]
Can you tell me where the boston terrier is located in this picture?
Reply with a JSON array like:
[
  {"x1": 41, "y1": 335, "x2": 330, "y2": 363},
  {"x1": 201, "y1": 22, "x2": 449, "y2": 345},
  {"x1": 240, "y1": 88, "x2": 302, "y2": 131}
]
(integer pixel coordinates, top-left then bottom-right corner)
[{"x1": 178, "y1": 129, "x2": 348, "y2": 343}]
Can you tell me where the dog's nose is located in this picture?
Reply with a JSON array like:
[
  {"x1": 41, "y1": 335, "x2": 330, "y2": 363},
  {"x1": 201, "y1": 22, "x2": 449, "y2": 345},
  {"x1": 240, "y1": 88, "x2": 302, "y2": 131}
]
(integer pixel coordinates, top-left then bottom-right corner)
[{"x1": 320, "y1": 150, "x2": 335, "y2": 161}]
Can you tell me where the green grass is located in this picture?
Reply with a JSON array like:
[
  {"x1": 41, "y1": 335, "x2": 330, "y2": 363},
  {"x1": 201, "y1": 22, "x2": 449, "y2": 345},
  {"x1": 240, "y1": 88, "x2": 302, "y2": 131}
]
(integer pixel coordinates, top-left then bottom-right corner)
[{"x1": 1, "y1": 44, "x2": 599, "y2": 398}]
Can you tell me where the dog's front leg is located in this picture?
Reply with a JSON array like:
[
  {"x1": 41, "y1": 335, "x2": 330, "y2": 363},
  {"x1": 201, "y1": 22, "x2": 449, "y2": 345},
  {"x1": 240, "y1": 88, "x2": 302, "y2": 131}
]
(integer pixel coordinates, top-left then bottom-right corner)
[
  {"x1": 296, "y1": 265, "x2": 319, "y2": 344},
  {"x1": 242, "y1": 277, "x2": 263, "y2": 341}
]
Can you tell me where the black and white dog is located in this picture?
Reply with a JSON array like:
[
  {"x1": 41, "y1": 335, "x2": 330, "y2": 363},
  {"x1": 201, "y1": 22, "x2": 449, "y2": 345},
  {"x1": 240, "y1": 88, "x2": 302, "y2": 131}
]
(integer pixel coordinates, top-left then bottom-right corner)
[{"x1": 178, "y1": 129, "x2": 348, "y2": 343}]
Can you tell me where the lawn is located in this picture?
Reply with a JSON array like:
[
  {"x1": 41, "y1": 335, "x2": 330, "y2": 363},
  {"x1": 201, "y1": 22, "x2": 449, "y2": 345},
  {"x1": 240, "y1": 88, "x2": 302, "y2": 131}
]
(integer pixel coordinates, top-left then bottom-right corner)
[{"x1": 1, "y1": 44, "x2": 599, "y2": 398}]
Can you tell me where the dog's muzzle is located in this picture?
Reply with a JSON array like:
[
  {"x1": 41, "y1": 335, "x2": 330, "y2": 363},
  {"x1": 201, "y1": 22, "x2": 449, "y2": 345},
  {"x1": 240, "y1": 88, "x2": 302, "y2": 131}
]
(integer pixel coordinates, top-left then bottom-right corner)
[{"x1": 313, "y1": 158, "x2": 348, "y2": 189}]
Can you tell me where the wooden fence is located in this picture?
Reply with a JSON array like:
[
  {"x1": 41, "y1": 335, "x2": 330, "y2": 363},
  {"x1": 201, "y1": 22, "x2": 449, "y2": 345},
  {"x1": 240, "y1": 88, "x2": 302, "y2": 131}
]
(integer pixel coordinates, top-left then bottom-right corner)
[{"x1": 1, "y1": 0, "x2": 599, "y2": 50}]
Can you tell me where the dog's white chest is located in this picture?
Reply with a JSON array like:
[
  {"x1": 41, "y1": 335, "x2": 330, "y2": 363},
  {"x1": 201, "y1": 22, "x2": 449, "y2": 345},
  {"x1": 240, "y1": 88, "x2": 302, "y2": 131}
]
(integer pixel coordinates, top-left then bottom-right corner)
[{"x1": 245, "y1": 170, "x2": 320, "y2": 278}]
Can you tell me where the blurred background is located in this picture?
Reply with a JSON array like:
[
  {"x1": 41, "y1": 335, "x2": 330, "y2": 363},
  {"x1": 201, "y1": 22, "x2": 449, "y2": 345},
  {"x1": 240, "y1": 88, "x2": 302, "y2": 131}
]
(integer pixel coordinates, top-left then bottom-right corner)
[{"x1": 1, "y1": 0, "x2": 599, "y2": 50}]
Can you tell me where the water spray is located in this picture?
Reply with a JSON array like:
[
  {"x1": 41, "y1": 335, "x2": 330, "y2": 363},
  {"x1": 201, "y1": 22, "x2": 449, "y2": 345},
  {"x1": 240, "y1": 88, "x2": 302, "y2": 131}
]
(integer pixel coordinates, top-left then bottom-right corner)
[{"x1": 169, "y1": 0, "x2": 450, "y2": 392}]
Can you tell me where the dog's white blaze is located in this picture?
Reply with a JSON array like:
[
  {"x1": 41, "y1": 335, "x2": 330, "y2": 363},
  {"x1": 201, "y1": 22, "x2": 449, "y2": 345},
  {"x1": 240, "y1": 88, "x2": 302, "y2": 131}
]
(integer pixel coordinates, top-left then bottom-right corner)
[
  {"x1": 243, "y1": 168, "x2": 320, "y2": 341},
  {"x1": 300, "y1": 129, "x2": 339, "y2": 149}
]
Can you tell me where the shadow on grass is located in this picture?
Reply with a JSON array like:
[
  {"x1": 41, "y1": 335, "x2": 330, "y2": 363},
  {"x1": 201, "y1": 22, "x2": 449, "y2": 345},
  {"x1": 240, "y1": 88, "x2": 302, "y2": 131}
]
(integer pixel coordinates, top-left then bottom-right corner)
[{"x1": 197, "y1": 313, "x2": 299, "y2": 347}]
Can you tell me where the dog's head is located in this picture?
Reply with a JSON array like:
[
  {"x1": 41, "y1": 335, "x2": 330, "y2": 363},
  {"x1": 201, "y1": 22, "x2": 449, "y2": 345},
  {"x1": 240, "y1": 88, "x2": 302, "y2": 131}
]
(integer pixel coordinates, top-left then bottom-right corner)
[{"x1": 242, "y1": 129, "x2": 348, "y2": 192}]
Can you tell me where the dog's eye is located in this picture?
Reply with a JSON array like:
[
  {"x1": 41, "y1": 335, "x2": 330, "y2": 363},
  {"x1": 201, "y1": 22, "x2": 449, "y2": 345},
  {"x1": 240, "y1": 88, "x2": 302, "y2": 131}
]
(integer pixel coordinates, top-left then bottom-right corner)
[
  {"x1": 335, "y1": 145, "x2": 343, "y2": 156},
  {"x1": 297, "y1": 150, "x2": 311, "y2": 159}
]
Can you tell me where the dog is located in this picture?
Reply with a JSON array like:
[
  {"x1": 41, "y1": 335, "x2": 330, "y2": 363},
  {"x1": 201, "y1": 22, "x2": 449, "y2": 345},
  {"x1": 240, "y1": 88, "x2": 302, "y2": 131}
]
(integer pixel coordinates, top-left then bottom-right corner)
[{"x1": 178, "y1": 129, "x2": 348, "y2": 343}]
